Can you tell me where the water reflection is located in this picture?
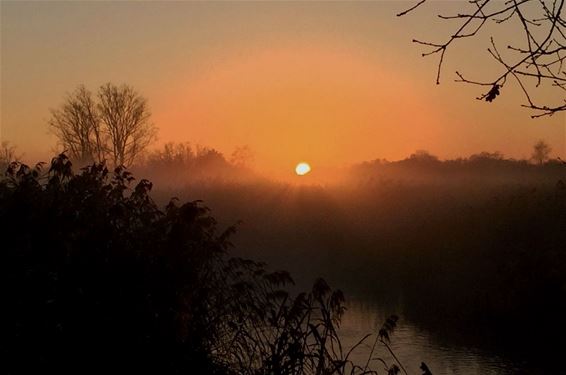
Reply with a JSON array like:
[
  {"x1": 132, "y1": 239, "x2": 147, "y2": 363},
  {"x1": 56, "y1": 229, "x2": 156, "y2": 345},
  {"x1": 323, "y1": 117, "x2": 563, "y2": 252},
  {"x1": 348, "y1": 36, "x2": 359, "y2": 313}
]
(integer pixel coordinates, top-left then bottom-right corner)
[{"x1": 339, "y1": 298, "x2": 554, "y2": 375}]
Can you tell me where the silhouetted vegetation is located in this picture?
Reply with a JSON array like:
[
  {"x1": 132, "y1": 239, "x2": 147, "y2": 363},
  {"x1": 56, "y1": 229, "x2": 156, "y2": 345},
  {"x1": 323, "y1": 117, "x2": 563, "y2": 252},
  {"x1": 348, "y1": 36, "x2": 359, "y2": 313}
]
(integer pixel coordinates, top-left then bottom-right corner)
[
  {"x1": 2, "y1": 154, "x2": 428, "y2": 375},
  {"x1": 531, "y1": 140, "x2": 552, "y2": 165},
  {"x1": 349, "y1": 148, "x2": 563, "y2": 186},
  {"x1": 49, "y1": 83, "x2": 157, "y2": 166},
  {"x1": 136, "y1": 142, "x2": 254, "y2": 185},
  {"x1": 0, "y1": 141, "x2": 20, "y2": 171},
  {"x1": 398, "y1": 0, "x2": 566, "y2": 117}
]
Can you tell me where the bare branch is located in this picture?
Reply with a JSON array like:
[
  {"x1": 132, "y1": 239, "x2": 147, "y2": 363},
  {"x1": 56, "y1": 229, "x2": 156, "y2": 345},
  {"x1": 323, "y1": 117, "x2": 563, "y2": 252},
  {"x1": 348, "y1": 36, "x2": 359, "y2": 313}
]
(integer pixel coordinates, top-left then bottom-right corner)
[
  {"x1": 397, "y1": 0, "x2": 427, "y2": 17},
  {"x1": 48, "y1": 83, "x2": 156, "y2": 167},
  {"x1": 398, "y1": 0, "x2": 566, "y2": 117}
]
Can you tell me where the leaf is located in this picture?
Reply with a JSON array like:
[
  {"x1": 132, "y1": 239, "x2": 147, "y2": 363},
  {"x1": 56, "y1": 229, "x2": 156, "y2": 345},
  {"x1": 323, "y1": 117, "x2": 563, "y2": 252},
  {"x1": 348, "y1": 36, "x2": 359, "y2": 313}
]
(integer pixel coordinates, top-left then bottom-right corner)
[{"x1": 485, "y1": 84, "x2": 500, "y2": 102}]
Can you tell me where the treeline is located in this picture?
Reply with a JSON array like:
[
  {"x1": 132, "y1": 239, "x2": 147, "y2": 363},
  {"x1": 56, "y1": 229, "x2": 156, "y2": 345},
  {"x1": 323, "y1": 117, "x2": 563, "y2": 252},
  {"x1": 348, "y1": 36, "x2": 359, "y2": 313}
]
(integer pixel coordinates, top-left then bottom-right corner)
[
  {"x1": 4, "y1": 135, "x2": 563, "y2": 187},
  {"x1": 139, "y1": 144, "x2": 564, "y2": 187},
  {"x1": 134, "y1": 143, "x2": 256, "y2": 185},
  {"x1": 349, "y1": 150, "x2": 564, "y2": 186}
]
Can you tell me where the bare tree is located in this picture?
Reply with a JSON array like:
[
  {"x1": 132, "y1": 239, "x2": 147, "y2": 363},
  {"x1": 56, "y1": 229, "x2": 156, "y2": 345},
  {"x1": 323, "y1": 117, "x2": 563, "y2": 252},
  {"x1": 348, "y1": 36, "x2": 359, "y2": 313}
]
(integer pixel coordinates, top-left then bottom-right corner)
[
  {"x1": 398, "y1": 0, "x2": 566, "y2": 118},
  {"x1": 97, "y1": 83, "x2": 156, "y2": 167},
  {"x1": 49, "y1": 83, "x2": 156, "y2": 167},
  {"x1": 531, "y1": 139, "x2": 552, "y2": 164},
  {"x1": 49, "y1": 85, "x2": 102, "y2": 163}
]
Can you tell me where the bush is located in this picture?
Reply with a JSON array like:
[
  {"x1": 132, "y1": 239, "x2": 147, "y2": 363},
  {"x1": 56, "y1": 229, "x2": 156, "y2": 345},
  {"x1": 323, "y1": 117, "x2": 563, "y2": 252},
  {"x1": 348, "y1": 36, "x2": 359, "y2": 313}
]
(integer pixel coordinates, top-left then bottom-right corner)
[{"x1": 2, "y1": 154, "x2": 234, "y2": 373}]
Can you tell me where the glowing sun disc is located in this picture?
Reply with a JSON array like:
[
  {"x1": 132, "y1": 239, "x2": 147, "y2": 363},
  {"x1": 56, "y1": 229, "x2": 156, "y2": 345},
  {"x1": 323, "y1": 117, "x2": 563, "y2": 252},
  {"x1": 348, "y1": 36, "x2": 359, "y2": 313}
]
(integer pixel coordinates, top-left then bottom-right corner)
[{"x1": 295, "y1": 162, "x2": 311, "y2": 176}]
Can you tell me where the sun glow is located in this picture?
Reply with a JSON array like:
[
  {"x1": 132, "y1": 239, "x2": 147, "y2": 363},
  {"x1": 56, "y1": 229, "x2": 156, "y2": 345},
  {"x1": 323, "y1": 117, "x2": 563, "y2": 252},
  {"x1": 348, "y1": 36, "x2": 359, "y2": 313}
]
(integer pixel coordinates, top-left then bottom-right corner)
[{"x1": 295, "y1": 162, "x2": 311, "y2": 176}]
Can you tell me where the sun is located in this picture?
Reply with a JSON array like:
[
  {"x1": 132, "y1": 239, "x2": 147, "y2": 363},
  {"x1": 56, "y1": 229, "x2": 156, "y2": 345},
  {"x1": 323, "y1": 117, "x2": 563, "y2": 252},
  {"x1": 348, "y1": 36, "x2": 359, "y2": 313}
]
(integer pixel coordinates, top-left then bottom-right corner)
[{"x1": 295, "y1": 162, "x2": 311, "y2": 176}]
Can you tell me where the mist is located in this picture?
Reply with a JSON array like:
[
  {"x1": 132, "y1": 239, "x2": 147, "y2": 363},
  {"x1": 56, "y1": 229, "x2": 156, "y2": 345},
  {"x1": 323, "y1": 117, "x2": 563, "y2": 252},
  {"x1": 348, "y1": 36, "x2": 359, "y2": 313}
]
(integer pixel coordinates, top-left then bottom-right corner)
[
  {"x1": 4, "y1": 0, "x2": 566, "y2": 373},
  {"x1": 135, "y1": 146, "x2": 566, "y2": 347}
]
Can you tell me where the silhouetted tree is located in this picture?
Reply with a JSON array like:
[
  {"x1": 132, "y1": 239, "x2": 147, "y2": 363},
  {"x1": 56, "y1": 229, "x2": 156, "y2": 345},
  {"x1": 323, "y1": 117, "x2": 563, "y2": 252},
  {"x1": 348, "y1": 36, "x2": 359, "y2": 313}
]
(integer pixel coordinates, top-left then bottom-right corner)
[
  {"x1": 194, "y1": 146, "x2": 229, "y2": 169},
  {"x1": 49, "y1": 83, "x2": 156, "y2": 166},
  {"x1": 98, "y1": 83, "x2": 156, "y2": 166},
  {"x1": 150, "y1": 142, "x2": 195, "y2": 166},
  {"x1": 49, "y1": 85, "x2": 103, "y2": 163},
  {"x1": 531, "y1": 140, "x2": 552, "y2": 165},
  {"x1": 399, "y1": 0, "x2": 565, "y2": 117},
  {"x1": 408, "y1": 150, "x2": 439, "y2": 163},
  {"x1": 469, "y1": 151, "x2": 504, "y2": 161}
]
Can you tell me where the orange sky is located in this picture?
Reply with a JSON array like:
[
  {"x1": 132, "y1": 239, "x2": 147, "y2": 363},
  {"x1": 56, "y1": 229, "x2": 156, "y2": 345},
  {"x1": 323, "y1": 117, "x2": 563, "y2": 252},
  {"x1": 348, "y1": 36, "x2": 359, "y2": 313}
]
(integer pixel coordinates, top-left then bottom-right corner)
[
  {"x1": 1, "y1": 1, "x2": 564, "y2": 178},
  {"x1": 154, "y1": 41, "x2": 446, "y2": 175}
]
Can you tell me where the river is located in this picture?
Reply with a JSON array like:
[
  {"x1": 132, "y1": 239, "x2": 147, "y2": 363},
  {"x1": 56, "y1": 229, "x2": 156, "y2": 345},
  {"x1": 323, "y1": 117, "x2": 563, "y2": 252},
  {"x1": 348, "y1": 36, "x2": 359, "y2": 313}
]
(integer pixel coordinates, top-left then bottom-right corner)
[{"x1": 338, "y1": 298, "x2": 562, "y2": 375}]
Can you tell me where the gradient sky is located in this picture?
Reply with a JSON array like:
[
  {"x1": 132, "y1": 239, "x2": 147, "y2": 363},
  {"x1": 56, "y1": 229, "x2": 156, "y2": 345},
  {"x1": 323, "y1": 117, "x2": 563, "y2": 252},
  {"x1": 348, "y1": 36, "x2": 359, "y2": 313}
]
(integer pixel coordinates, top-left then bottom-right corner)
[{"x1": 1, "y1": 1, "x2": 564, "y2": 177}]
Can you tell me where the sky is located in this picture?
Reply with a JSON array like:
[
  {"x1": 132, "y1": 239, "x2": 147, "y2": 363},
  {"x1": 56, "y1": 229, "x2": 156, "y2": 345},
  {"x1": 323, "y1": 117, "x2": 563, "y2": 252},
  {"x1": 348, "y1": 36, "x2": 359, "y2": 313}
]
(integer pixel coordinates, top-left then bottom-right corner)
[{"x1": 1, "y1": 0, "x2": 564, "y2": 177}]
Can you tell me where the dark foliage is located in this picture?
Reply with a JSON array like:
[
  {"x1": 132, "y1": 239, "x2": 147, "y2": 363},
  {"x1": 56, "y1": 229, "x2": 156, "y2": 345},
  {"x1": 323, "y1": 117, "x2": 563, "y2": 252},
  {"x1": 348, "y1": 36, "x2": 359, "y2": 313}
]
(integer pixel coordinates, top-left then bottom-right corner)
[
  {"x1": 1, "y1": 154, "x2": 419, "y2": 375},
  {"x1": 134, "y1": 142, "x2": 255, "y2": 187},
  {"x1": 2, "y1": 154, "x2": 231, "y2": 374}
]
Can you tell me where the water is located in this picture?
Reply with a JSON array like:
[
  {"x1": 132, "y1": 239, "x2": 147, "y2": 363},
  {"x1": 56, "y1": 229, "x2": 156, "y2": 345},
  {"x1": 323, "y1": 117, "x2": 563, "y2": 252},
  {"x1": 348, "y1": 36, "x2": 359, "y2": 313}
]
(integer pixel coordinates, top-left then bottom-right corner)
[{"x1": 338, "y1": 298, "x2": 558, "y2": 375}]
